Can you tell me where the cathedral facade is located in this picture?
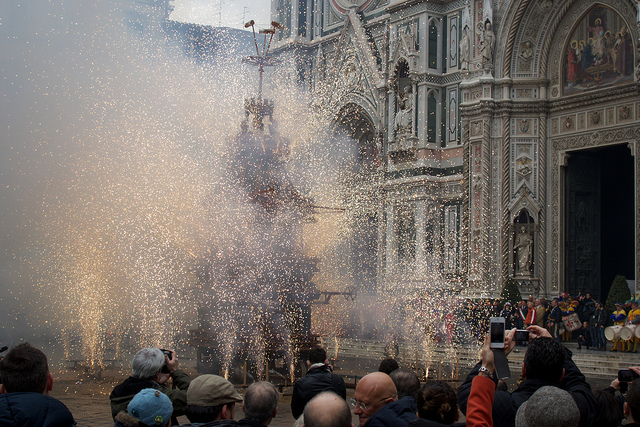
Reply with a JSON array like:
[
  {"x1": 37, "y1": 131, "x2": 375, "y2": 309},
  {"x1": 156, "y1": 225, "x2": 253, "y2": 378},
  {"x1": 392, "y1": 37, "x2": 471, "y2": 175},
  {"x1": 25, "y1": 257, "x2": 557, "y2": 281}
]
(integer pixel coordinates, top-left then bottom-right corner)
[{"x1": 271, "y1": 0, "x2": 640, "y2": 300}]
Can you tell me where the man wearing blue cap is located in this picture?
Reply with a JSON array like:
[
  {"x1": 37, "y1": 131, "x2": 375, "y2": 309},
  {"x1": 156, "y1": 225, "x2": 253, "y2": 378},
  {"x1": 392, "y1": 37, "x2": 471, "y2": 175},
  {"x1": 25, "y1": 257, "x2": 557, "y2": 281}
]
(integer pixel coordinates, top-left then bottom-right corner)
[{"x1": 115, "y1": 388, "x2": 173, "y2": 427}]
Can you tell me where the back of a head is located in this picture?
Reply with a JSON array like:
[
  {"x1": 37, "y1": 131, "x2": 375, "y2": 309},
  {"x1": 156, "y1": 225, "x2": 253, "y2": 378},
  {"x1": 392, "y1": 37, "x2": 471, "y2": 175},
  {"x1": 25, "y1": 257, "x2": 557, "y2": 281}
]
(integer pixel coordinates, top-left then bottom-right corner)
[
  {"x1": 416, "y1": 381, "x2": 457, "y2": 424},
  {"x1": 389, "y1": 368, "x2": 420, "y2": 399},
  {"x1": 378, "y1": 357, "x2": 399, "y2": 375},
  {"x1": 303, "y1": 391, "x2": 351, "y2": 427},
  {"x1": 627, "y1": 379, "x2": 640, "y2": 423},
  {"x1": 515, "y1": 386, "x2": 579, "y2": 427},
  {"x1": 244, "y1": 381, "x2": 279, "y2": 423},
  {"x1": 308, "y1": 347, "x2": 327, "y2": 364},
  {"x1": 592, "y1": 389, "x2": 623, "y2": 427},
  {"x1": 132, "y1": 348, "x2": 165, "y2": 380},
  {"x1": 0, "y1": 343, "x2": 49, "y2": 393},
  {"x1": 127, "y1": 388, "x2": 173, "y2": 427},
  {"x1": 523, "y1": 337, "x2": 565, "y2": 382}
]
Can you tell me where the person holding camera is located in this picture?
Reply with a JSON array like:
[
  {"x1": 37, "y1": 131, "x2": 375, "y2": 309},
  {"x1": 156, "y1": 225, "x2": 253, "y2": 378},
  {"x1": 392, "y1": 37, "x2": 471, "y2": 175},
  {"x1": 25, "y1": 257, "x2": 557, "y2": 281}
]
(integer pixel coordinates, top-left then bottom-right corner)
[
  {"x1": 110, "y1": 348, "x2": 191, "y2": 423},
  {"x1": 457, "y1": 325, "x2": 595, "y2": 427}
]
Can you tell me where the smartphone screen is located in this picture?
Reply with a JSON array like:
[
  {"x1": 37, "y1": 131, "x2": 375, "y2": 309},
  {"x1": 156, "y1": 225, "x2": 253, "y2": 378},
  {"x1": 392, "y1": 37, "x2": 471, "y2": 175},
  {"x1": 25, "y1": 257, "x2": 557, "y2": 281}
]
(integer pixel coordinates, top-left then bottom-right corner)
[{"x1": 490, "y1": 318, "x2": 505, "y2": 348}]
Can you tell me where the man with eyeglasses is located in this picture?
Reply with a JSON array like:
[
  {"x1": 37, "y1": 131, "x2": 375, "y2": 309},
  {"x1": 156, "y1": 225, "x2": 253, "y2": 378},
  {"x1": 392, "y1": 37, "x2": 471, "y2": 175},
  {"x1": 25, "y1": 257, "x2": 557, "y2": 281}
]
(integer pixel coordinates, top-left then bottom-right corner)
[{"x1": 351, "y1": 372, "x2": 415, "y2": 426}]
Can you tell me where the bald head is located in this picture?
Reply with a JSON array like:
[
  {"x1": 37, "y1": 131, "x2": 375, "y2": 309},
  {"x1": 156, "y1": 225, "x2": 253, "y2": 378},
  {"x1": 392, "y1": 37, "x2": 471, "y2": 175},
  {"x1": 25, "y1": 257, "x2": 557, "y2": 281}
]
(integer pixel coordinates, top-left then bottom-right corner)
[
  {"x1": 353, "y1": 372, "x2": 397, "y2": 426},
  {"x1": 303, "y1": 392, "x2": 352, "y2": 427}
]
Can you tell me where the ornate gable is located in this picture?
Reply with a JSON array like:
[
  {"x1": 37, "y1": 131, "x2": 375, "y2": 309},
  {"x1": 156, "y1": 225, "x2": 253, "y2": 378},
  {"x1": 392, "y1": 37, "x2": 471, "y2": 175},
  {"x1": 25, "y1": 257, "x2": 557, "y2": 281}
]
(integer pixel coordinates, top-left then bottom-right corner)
[
  {"x1": 389, "y1": 22, "x2": 419, "y2": 74},
  {"x1": 324, "y1": 10, "x2": 385, "y2": 121}
]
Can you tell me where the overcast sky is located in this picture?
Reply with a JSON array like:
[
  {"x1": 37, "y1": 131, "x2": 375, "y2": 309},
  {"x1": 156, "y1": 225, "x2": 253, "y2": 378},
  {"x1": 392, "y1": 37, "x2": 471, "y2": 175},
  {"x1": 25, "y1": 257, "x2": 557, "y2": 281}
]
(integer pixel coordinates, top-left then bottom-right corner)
[{"x1": 170, "y1": 0, "x2": 272, "y2": 30}]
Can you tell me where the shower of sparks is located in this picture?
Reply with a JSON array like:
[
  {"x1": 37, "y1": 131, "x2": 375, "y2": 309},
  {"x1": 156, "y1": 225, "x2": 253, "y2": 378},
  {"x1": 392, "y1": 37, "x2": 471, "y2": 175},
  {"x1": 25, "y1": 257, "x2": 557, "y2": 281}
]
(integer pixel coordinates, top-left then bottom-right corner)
[{"x1": 2, "y1": 0, "x2": 486, "y2": 375}]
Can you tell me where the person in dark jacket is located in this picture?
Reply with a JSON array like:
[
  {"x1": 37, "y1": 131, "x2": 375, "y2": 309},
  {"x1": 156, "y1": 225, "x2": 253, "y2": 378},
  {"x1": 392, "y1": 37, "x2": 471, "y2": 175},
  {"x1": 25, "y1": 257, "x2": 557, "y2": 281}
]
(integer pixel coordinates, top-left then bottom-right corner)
[
  {"x1": 110, "y1": 347, "x2": 191, "y2": 423},
  {"x1": 405, "y1": 381, "x2": 464, "y2": 427},
  {"x1": 457, "y1": 326, "x2": 596, "y2": 427},
  {"x1": 114, "y1": 388, "x2": 172, "y2": 427},
  {"x1": 181, "y1": 374, "x2": 243, "y2": 427},
  {"x1": 0, "y1": 342, "x2": 75, "y2": 427},
  {"x1": 291, "y1": 346, "x2": 346, "y2": 419},
  {"x1": 238, "y1": 381, "x2": 279, "y2": 427},
  {"x1": 351, "y1": 372, "x2": 398, "y2": 427},
  {"x1": 547, "y1": 298, "x2": 563, "y2": 339},
  {"x1": 592, "y1": 301, "x2": 608, "y2": 351}
]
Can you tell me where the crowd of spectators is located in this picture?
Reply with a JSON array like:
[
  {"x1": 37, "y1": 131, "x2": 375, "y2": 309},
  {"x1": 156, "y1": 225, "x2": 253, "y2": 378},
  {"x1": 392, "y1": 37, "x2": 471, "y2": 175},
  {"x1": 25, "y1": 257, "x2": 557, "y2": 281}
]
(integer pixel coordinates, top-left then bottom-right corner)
[{"x1": 1, "y1": 307, "x2": 638, "y2": 427}]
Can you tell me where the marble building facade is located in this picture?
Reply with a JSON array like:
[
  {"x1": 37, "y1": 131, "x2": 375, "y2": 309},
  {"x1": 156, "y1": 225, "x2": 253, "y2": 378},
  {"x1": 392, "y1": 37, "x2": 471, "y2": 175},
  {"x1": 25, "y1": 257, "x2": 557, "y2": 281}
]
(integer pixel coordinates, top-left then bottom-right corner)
[{"x1": 271, "y1": 0, "x2": 640, "y2": 299}]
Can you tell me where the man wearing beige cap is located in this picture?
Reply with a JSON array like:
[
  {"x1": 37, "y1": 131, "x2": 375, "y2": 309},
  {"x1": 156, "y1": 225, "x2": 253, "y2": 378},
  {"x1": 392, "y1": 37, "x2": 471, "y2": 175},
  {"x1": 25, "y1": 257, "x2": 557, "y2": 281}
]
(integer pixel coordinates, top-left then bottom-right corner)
[{"x1": 182, "y1": 374, "x2": 243, "y2": 426}]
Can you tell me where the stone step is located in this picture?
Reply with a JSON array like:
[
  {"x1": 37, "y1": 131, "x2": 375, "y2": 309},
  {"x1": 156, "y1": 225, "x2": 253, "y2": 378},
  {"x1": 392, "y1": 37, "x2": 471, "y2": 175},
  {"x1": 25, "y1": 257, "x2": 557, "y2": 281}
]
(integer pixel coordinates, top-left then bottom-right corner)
[{"x1": 322, "y1": 337, "x2": 629, "y2": 383}]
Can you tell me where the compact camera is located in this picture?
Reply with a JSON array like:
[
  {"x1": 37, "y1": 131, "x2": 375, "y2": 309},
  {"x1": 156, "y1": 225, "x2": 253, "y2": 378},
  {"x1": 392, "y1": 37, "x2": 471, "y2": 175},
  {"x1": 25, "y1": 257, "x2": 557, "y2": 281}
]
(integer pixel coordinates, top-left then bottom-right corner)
[{"x1": 160, "y1": 349, "x2": 173, "y2": 374}]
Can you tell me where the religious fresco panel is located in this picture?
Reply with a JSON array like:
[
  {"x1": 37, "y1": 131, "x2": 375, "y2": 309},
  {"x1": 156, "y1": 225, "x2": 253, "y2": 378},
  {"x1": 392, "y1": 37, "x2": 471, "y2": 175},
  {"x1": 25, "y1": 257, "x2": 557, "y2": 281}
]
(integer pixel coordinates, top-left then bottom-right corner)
[{"x1": 563, "y1": 5, "x2": 634, "y2": 95}]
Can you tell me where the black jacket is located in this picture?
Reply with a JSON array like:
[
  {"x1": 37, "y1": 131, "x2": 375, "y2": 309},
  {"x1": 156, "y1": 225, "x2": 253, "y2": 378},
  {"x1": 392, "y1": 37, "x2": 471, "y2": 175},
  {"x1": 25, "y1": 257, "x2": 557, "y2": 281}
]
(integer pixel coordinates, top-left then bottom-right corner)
[
  {"x1": 109, "y1": 370, "x2": 191, "y2": 420},
  {"x1": 407, "y1": 419, "x2": 465, "y2": 427},
  {"x1": 548, "y1": 306, "x2": 563, "y2": 325},
  {"x1": 457, "y1": 346, "x2": 595, "y2": 427},
  {"x1": 290, "y1": 365, "x2": 346, "y2": 419},
  {"x1": 0, "y1": 392, "x2": 76, "y2": 427},
  {"x1": 364, "y1": 396, "x2": 417, "y2": 427}
]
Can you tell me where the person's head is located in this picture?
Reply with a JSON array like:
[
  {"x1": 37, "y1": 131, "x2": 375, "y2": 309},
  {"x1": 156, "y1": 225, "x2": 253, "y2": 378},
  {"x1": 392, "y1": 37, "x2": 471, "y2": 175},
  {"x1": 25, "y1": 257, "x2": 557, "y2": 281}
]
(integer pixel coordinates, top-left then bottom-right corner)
[
  {"x1": 534, "y1": 299, "x2": 540, "y2": 306},
  {"x1": 527, "y1": 301, "x2": 534, "y2": 309},
  {"x1": 595, "y1": 301, "x2": 601, "y2": 309},
  {"x1": 127, "y1": 389, "x2": 173, "y2": 427},
  {"x1": 552, "y1": 298, "x2": 558, "y2": 307},
  {"x1": 132, "y1": 348, "x2": 165, "y2": 380},
  {"x1": 307, "y1": 347, "x2": 327, "y2": 365},
  {"x1": 389, "y1": 368, "x2": 420, "y2": 400},
  {"x1": 0, "y1": 343, "x2": 52, "y2": 394},
  {"x1": 304, "y1": 391, "x2": 353, "y2": 427},
  {"x1": 504, "y1": 302, "x2": 512, "y2": 309},
  {"x1": 515, "y1": 386, "x2": 579, "y2": 427},
  {"x1": 378, "y1": 357, "x2": 399, "y2": 375},
  {"x1": 625, "y1": 378, "x2": 640, "y2": 423},
  {"x1": 186, "y1": 374, "x2": 243, "y2": 422},
  {"x1": 415, "y1": 381, "x2": 458, "y2": 424},
  {"x1": 352, "y1": 372, "x2": 397, "y2": 426},
  {"x1": 522, "y1": 337, "x2": 565, "y2": 382},
  {"x1": 586, "y1": 293, "x2": 592, "y2": 300},
  {"x1": 593, "y1": 389, "x2": 623, "y2": 427},
  {"x1": 616, "y1": 303, "x2": 624, "y2": 311},
  {"x1": 243, "y1": 381, "x2": 279, "y2": 425}
]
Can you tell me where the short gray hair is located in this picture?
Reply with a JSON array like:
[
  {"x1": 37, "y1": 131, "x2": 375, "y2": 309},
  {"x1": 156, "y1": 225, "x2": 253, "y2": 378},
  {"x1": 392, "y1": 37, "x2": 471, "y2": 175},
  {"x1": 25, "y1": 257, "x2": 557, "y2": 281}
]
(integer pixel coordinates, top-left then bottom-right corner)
[
  {"x1": 243, "y1": 381, "x2": 279, "y2": 423},
  {"x1": 132, "y1": 348, "x2": 165, "y2": 379}
]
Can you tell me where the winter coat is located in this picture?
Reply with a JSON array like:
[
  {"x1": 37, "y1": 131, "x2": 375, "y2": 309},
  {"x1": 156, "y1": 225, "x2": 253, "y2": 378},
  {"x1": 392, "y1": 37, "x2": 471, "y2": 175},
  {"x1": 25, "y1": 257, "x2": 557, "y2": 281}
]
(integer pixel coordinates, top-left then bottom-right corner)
[
  {"x1": 290, "y1": 365, "x2": 346, "y2": 419},
  {"x1": 465, "y1": 375, "x2": 495, "y2": 427},
  {"x1": 110, "y1": 370, "x2": 191, "y2": 420},
  {"x1": 179, "y1": 420, "x2": 238, "y2": 427},
  {"x1": 457, "y1": 346, "x2": 595, "y2": 427},
  {"x1": 364, "y1": 396, "x2": 417, "y2": 427},
  {"x1": 0, "y1": 392, "x2": 75, "y2": 427}
]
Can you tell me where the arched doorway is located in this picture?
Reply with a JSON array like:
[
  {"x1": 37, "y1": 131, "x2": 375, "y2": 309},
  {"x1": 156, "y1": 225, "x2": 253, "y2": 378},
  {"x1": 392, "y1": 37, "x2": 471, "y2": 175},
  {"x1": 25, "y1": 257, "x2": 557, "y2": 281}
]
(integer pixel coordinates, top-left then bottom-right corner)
[{"x1": 564, "y1": 144, "x2": 635, "y2": 300}]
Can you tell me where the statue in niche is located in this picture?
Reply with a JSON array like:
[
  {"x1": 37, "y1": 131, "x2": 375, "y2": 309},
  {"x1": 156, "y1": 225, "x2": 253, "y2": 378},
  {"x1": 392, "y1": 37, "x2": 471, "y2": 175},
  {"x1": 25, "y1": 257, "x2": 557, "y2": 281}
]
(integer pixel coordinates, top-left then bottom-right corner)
[
  {"x1": 514, "y1": 226, "x2": 533, "y2": 276},
  {"x1": 520, "y1": 41, "x2": 534, "y2": 61},
  {"x1": 477, "y1": 20, "x2": 495, "y2": 69},
  {"x1": 394, "y1": 86, "x2": 413, "y2": 136},
  {"x1": 460, "y1": 26, "x2": 470, "y2": 70}
]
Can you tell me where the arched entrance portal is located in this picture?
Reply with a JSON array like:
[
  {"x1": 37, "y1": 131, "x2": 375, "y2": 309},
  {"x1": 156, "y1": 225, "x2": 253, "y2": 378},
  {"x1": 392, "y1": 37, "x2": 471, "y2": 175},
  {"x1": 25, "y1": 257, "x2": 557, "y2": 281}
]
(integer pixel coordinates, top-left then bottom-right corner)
[
  {"x1": 334, "y1": 103, "x2": 379, "y2": 292},
  {"x1": 564, "y1": 144, "x2": 635, "y2": 300}
]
